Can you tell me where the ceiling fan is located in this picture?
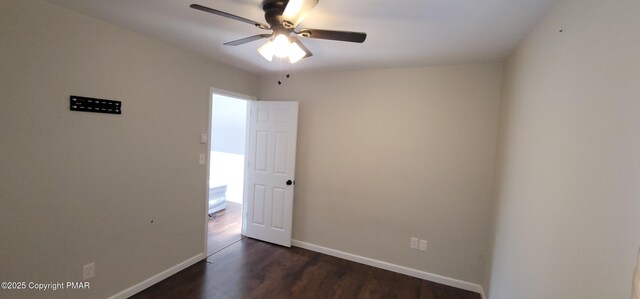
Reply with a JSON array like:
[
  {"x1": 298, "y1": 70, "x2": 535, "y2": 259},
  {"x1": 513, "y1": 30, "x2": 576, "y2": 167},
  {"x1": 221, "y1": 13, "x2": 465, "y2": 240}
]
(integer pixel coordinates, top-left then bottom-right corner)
[{"x1": 190, "y1": 0, "x2": 367, "y2": 63}]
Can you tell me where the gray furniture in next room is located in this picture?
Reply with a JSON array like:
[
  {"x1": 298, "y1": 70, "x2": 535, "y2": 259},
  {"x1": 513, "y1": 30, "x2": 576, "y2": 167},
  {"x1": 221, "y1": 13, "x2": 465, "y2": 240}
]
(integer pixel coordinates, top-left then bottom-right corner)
[{"x1": 208, "y1": 185, "x2": 227, "y2": 216}]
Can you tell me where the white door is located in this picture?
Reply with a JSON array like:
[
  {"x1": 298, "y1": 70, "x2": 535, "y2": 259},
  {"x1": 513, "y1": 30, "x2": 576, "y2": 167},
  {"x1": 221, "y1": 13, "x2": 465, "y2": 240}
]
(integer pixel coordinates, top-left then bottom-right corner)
[{"x1": 244, "y1": 101, "x2": 298, "y2": 247}]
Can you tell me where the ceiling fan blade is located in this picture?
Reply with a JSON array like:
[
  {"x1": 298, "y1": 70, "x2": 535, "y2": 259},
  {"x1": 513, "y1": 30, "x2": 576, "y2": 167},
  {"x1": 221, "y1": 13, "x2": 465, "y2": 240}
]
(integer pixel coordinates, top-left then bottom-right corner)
[
  {"x1": 282, "y1": 0, "x2": 319, "y2": 28},
  {"x1": 190, "y1": 4, "x2": 269, "y2": 29},
  {"x1": 291, "y1": 37, "x2": 313, "y2": 58},
  {"x1": 297, "y1": 29, "x2": 367, "y2": 43},
  {"x1": 224, "y1": 34, "x2": 273, "y2": 46}
]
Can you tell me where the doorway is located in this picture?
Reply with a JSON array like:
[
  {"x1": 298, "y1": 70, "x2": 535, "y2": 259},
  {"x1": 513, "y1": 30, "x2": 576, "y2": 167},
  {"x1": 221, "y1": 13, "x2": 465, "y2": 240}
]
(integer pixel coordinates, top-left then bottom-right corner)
[{"x1": 207, "y1": 91, "x2": 248, "y2": 256}]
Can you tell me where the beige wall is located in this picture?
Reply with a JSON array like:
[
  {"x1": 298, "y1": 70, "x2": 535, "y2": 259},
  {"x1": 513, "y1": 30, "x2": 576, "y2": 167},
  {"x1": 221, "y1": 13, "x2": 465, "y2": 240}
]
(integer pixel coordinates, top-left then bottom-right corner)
[
  {"x1": 0, "y1": 0, "x2": 256, "y2": 298},
  {"x1": 7, "y1": 0, "x2": 638, "y2": 297},
  {"x1": 487, "y1": 0, "x2": 640, "y2": 298},
  {"x1": 259, "y1": 64, "x2": 503, "y2": 284}
]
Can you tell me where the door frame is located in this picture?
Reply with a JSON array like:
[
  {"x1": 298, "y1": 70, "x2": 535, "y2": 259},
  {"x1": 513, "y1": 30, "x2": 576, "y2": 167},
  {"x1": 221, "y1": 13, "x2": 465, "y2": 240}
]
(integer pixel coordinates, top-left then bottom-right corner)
[{"x1": 203, "y1": 87, "x2": 256, "y2": 257}]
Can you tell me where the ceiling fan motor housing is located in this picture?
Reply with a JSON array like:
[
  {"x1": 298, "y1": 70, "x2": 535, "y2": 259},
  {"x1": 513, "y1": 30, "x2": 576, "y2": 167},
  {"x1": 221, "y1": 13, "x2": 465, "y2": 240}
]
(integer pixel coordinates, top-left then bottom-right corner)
[{"x1": 262, "y1": 0, "x2": 290, "y2": 30}]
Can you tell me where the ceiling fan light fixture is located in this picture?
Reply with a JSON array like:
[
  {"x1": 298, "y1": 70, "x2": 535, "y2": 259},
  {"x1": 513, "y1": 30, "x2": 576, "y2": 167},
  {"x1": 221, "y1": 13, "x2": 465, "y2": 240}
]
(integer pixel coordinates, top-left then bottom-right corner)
[
  {"x1": 288, "y1": 42, "x2": 306, "y2": 64},
  {"x1": 257, "y1": 41, "x2": 275, "y2": 61},
  {"x1": 272, "y1": 34, "x2": 291, "y2": 58},
  {"x1": 258, "y1": 34, "x2": 296, "y2": 62}
]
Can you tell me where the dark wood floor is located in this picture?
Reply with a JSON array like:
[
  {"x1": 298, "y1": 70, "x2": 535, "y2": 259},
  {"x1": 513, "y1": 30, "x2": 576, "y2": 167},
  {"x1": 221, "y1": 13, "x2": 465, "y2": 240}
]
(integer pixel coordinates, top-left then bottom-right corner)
[
  {"x1": 208, "y1": 201, "x2": 243, "y2": 256},
  {"x1": 132, "y1": 238, "x2": 481, "y2": 299}
]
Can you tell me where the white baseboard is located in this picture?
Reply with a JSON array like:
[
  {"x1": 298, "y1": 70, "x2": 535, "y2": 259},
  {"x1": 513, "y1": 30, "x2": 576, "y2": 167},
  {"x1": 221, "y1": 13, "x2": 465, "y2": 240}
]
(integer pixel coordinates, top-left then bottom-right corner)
[
  {"x1": 292, "y1": 240, "x2": 486, "y2": 298},
  {"x1": 108, "y1": 252, "x2": 205, "y2": 299}
]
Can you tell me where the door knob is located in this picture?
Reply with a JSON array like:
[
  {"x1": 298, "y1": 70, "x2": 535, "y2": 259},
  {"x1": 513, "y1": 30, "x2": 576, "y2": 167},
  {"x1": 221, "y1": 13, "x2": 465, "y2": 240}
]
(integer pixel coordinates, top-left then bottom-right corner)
[{"x1": 286, "y1": 179, "x2": 295, "y2": 186}]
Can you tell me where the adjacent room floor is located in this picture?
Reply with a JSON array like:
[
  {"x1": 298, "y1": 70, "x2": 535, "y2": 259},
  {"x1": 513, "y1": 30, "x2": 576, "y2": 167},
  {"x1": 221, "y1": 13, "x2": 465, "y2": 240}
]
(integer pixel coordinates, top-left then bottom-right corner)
[
  {"x1": 207, "y1": 201, "x2": 243, "y2": 256},
  {"x1": 133, "y1": 238, "x2": 481, "y2": 299}
]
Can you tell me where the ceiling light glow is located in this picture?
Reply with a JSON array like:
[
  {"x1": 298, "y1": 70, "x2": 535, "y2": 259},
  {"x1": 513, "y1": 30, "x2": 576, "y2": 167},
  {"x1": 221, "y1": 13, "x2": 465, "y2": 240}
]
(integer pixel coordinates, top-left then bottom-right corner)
[
  {"x1": 288, "y1": 42, "x2": 306, "y2": 63},
  {"x1": 257, "y1": 34, "x2": 308, "y2": 64},
  {"x1": 257, "y1": 41, "x2": 275, "y2": 61},
  {"x1": 272, "y1": 34, "x2": 291, "y2": 58}
]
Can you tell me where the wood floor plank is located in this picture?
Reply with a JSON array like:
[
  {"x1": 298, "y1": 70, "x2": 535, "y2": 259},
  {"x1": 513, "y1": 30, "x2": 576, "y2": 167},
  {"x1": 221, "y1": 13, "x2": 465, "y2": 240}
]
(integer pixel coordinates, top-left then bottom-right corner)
[
  {"x1": 132, "y1": 238, "x2": 481, "y2": 299},
  {"x1": 207, "y1": 202, "x2": 243, "y2": 256}
]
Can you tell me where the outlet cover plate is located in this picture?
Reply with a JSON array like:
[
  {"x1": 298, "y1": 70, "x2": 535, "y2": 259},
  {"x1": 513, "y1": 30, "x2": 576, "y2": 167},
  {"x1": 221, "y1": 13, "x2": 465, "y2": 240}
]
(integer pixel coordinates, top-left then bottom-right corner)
[
  {"x1": 419, "y1": 240, "x2": 428, "y2": 251},
  {"x1": 410, "y1": 237, "x2": 419, "y2": 249},
  {"x1": 83, "y1": 263, "x2": 95, "y2": 280}
]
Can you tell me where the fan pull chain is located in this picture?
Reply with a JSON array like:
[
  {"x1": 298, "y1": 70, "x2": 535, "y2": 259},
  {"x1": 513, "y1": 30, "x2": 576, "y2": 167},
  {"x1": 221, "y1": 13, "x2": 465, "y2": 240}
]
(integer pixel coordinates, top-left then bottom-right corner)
[
  {"x1": 277, "y1": 57, "x2": 284, "y2": 85},
  {"x1": 278, "y1": 73, "x2": 292, "y2": 86},
  {"x1": 277, "y1": 58, "x2": 292, "y2": 86}
]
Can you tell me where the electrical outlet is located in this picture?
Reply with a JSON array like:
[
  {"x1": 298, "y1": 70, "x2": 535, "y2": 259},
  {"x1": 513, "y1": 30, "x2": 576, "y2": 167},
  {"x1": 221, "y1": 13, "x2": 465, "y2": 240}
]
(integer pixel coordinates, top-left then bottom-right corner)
[
  {"x1": 83, "y1": 263, "x2": 95, "y2": 280},
  {"x1": 410, "y1": 237, "x2": 419, "y2": 249},
  {"x1": 419, "y1": 240, "x2": 428, "y2": 252},
  {"x1": 200, "y1": 133, "x2": 208, "y2": 144}
]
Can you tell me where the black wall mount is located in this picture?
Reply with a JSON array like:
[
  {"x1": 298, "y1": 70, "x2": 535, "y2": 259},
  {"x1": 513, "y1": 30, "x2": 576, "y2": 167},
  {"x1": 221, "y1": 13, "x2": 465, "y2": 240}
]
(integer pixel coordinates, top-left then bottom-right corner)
[{"x1": 70, "y1": 96, "x2": 121, "y2": 115}]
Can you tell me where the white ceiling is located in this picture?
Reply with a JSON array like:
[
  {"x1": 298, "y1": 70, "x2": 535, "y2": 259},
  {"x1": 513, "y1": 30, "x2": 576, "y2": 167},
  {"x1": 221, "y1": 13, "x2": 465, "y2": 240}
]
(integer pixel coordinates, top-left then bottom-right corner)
[{"x1": 46, "y1": 0, "x2": 557, "y2": 74}]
